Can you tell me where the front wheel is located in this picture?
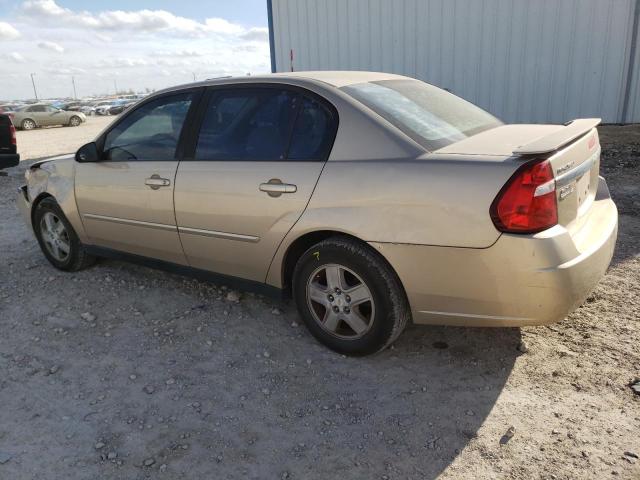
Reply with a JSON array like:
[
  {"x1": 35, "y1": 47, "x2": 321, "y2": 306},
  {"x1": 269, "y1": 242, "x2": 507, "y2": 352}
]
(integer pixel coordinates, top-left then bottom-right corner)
[
  {"x1": 292, "y1": 237, "x2": 410, "y2": 355},
  {"x1": 33, "y1": 198, "x2": 96, "y2": 271}
]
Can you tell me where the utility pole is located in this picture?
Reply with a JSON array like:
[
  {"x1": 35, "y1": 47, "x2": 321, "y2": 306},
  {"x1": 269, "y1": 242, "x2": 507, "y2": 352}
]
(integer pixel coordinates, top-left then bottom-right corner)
[
  {"x1": 71, "y1": 76, "x2": 77, "y2": 99},
  {"x1": 192, "y1": 72, "x2": 196, "y2": 82},
  {"x1": 30, "y1": 73, "x2": 38, "y2": 100},
  {"x1": 114, "y1": 79, "x2": 118, "y2": 95}
]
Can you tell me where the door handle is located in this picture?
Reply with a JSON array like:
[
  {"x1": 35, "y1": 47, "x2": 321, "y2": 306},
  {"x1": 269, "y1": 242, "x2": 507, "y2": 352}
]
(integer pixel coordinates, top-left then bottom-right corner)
[
  {"x1": 145, "y1": 174, "x2": 171, "y2": 190},
  {"x1": 259, "y1": 179, "x2": 297, "y2": 197}
]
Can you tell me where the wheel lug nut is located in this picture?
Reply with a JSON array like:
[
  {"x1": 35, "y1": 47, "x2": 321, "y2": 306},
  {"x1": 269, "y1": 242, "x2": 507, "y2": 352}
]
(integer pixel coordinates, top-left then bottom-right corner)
[
  {"x1": 345, "y1": 295, "x2": 351, "y2": 303},
  {"x1": 327, "y1": 294, "x2": 334, "y2": 302},
  {"x1": 344, "y1": 307, "x2": 350, "y2": 313},
  {"x1": 332, "y1": 306, "x2": 339, "y2": 313},
  {"x1": 335, "y1": 288, "x2": 341, "y2": 294}
]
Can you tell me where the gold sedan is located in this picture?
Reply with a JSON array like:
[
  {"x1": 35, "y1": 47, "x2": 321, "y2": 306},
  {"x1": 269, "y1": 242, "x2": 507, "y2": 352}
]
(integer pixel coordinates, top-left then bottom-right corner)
[{"x1": 17, "y1": 71, "x2": 618, "y2": 355}]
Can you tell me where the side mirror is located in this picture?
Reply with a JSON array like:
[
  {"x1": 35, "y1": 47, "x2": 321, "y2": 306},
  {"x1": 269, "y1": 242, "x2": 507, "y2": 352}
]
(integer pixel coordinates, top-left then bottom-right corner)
[{"x1": 75, "y1": 142, "x2": 99, "y2": 163}]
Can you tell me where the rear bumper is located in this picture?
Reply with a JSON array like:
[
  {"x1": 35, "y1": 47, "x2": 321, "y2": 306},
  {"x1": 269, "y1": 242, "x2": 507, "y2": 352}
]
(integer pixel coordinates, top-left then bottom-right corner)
[
  {"x1": 370, "y1": 177, "x2": 618, "y2": 327},
  {"x1": 17, "y1": 185, "x2": 32, "y2": 232}
]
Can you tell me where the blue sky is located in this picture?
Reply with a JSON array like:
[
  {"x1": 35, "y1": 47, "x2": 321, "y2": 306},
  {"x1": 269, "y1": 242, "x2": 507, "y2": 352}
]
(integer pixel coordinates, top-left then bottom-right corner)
[{"x1": 0, "y1": 0, "x2": 271, "y2": 100}]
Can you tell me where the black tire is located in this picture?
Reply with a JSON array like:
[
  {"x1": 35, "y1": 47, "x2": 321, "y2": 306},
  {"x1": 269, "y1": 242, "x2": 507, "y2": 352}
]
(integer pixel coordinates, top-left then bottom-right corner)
[
  {"x1": 69, "y1": 116, "x2": 81, "y2": 127},
  {"x1": 292, "y1": 236, "x2": 410, "y2": 356},
  {"x1": 33, "y1": 197, "x2": 96, "y2": 271}
]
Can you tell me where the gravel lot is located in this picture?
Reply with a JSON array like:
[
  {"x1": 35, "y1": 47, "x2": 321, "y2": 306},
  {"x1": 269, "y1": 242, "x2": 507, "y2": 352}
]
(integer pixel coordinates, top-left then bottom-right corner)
[{"x1": 0, "y1": 124, "x2": 638, "y2": 479}]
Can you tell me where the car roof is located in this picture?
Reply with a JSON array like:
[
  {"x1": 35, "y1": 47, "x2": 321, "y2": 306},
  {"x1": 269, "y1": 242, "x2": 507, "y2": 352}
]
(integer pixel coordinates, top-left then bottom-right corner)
[
  {"x1": 154, "y1": 71, "x2": 413, "y2": 97},
  {"x1": 268, "y1": 71, "x2": 410, "y2": 87}
]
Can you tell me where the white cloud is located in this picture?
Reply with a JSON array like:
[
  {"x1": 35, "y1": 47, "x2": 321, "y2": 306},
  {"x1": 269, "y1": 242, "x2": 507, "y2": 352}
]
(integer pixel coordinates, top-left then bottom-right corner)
[
  {"x1": 4, "y1": 52, "x2": 26, "y2": 63},
  {"x1": 38, "y1": 40, "x2": 64, "y2": 53},
  {"x1": 0, "y1": 21, "x2": 20, "y2": 40},
  {"x1": 2, "y1": 1, "x2": 270, "y2": 99},
  {"x1": 43, "y1": 66, "x2": 86, "y2": 75},
  {"x1": 204, "y1": 18, "x2": 244, "y2": 35},
  {"x1": 95, "y1": 57, "x2": 151, "y2": 68},
  {"x1": 152, "y1": 49, "x2": 203, "y2": 58},
  {"x1": 21, "y1": 0, "x2": 257, "y2": 38},
  {"x1": 95, "y1": 33, "x2": 112, "y2": 42},
  {"x1": 240, "y1": 27, "x2": 269, "y2": 43}
]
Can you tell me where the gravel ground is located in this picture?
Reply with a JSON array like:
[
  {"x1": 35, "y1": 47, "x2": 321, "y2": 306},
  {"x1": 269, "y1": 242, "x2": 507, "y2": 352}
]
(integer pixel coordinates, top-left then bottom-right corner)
[{"x1": 0, "y1": 125, "x2": 638, "y2": 479}]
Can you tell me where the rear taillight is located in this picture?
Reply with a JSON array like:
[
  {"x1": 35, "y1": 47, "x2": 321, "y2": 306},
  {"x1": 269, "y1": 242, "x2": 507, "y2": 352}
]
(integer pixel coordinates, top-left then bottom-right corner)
[
  {"x1": 10, "y1": 124, "x2": 16, "y2": 146},
  {"x1": 490, "y1": 160, "x2": 557, "y2": 233}
]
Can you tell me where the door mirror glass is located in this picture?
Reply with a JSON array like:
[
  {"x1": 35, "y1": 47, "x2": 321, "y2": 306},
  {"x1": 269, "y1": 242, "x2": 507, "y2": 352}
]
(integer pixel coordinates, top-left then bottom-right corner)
[{"x1": 75, "y1": 142, "x2": 99, "y2": 163}]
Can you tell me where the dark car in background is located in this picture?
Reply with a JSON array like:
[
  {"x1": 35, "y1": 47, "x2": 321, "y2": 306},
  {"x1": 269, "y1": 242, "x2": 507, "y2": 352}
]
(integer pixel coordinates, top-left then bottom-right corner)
[
  {"x1": 0, "y1": 113, "x2": 19, "y2": 170},
  {"x1": 108, "y1": 100, "x2": 136, "y2": 115}
]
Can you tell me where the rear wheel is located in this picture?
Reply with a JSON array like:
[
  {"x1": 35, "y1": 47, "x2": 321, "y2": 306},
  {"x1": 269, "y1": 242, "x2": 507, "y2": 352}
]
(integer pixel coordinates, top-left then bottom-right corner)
[
  {"x1": 33, "y1": 197, "x2": 96, "y2": 271},
  {"x1": 21, "y1": 119, "x2": 36, "y2": 130},
  {"x1": 292, "y1": 237, "x2": 410, "y2": 355},
  {"x1": 69, "y1": 115, "x2": 81, "y2": 127}
]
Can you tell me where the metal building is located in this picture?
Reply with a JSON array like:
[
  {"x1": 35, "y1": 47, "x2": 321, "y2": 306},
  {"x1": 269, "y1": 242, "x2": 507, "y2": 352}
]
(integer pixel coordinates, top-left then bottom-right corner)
[{"x1": 267, "y1": 0, "x2": 640, "y2": 124}]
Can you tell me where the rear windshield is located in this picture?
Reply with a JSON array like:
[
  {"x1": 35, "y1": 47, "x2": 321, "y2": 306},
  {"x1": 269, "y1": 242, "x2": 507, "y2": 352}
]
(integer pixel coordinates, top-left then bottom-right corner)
[{"x1": 341, "y1": 79, "x2": 502, "y2": 150}]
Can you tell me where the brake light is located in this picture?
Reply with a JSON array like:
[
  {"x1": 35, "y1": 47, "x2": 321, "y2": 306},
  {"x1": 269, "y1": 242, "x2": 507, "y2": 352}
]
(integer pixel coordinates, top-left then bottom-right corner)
[
  {"x1": 490, "y1": 160, "x2": 557, "y2": 233},
  {"x1": 10, "y1": 124, "x2": 16, "y2": 146}
]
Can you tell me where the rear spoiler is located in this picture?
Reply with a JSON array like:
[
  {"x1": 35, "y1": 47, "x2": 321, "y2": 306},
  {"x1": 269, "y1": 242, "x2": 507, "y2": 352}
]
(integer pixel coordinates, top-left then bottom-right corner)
[{"x1": 512, "y1": 118, "x2": 601, "y2": 156}]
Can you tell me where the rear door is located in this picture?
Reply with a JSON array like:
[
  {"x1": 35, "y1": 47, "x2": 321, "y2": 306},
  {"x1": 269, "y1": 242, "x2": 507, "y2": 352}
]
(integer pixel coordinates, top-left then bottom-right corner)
[
  {"x1": 174, "y1": 85, "x2": 338, "y2": 282},
  {"x1": 75, "y1": 90, "x2": 200, "y2": 264}
]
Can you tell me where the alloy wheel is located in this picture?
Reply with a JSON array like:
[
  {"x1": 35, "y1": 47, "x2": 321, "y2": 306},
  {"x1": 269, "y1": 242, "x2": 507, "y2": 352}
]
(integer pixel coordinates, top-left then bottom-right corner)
[
  {"x1": 40, "y1": 212, "x2": 70, "y2": 261},
  {"x1": 306, "y1": 264, "x2": 376, "y2": 339}
]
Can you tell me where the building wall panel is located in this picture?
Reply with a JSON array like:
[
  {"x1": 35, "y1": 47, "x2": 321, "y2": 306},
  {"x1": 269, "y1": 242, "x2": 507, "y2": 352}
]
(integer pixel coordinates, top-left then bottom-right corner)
[{"x1": 271, "y1": 0, "x2": 639, "y2": 123}]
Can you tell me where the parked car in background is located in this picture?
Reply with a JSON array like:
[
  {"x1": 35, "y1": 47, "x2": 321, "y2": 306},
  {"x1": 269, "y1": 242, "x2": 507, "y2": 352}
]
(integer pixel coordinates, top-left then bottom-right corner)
[
  {"x1": 107, "y1": 100, "x2": 136, "y2": 115},
  {"x1": 12, "y1": 104, "x2": 86, "y2": 130},
  {"x1": 16, "y1": 72, "x2": 618, "y2": 355},
  {"x1": 59, "y1": 102, "x2": 83, "y2": 112},
  {"x1": 94, "y1": 101, "x2": 118, "y2": 116},
  {"x1": 0, "y1": 113, "x2": 19, "y2": 170}
]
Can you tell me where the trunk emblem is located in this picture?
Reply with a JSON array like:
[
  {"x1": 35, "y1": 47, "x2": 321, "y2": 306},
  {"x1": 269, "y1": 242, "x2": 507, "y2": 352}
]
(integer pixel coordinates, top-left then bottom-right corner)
[
  {"x1": 559, "y1": 184, "x2": 575, "y2": 200},
  {"x1": 556, "y1": 161, "x2": 575, "y2": 175}
]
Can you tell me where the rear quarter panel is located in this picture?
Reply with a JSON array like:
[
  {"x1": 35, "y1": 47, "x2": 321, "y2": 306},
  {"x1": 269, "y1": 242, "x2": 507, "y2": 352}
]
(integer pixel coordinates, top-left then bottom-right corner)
[{"x1": 266, "y1": 154, "x2": 524, "y2": 286}]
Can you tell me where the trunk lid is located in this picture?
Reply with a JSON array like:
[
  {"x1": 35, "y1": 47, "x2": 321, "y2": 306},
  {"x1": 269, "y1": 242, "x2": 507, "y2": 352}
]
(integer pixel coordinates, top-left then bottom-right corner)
[
  {"x1": 435, "y1": 119, "x2": 602, "y2": 229},
  {"x1": 545, "y1": 128, "x2": 601, "y2": 228}
]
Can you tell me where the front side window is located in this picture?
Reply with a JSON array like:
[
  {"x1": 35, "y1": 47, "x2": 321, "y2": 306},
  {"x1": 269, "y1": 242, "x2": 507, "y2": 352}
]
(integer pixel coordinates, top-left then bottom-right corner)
[
  {"x1": 103, "y1": 92, "x2": 193, "y2": 161},
  {"x1": 195, "y1": 88, "x2": 298, "y2": 161},
  {"x1": 341, "y1": 79, "x2": 502, "y2": 151}
]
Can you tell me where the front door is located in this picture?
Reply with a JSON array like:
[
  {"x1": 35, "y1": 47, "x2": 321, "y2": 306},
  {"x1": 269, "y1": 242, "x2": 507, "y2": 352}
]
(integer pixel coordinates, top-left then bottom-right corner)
[
  {"x1": 75, "y1": 91, "x2": 198, "y2": 264},
  {"x1": 174, "y1": 86, "x2": 337, "y2": 282}
]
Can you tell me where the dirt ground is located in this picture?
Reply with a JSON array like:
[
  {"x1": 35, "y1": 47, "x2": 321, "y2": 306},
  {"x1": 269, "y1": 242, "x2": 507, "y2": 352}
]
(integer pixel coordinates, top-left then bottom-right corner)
[{"x1": 0, "y1": 125, "x2": 638, "y2": 479}]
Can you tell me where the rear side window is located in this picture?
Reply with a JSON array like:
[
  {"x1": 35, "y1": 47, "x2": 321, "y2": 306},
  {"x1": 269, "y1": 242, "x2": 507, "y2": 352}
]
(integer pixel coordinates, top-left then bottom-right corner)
[
  {"x1": 103, "y1": 92, "x2": 193, "y2": 161},
  {"x1": 341, "y1": 79, "x2": 502, "y2": 151},
  {"x1": 288, "y1": 97, "x2": 334, "y2": 160},
  {"x1": 195, "y1": 88, "x2": 297, "y2": 161}
]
